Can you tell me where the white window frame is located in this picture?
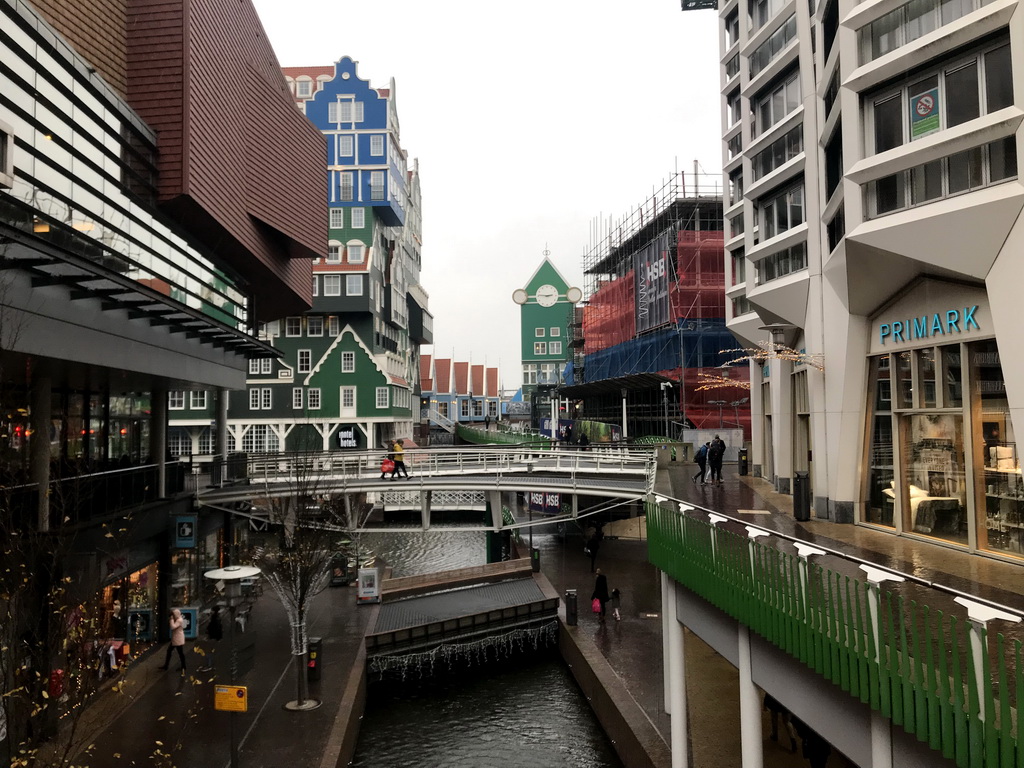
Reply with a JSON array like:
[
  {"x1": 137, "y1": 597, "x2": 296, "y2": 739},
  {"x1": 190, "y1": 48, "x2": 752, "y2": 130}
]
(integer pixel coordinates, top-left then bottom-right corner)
[
  {"x1": 297, "y1": 349, "x2": 311, "y2": 374},
  {"x1": 549, "y1": 341, "x2": 563, "y2": 356},
  {"x1": 488, "y1": 401, "x2": 498, "y2": 417},
  {"x1": 347, "y1": 243, "x2": 365, "y2": 264},
  {"x1": 376, "y1": 387, "x2": 390, "y2": 409},
  {"x1": 460, "y1": 399, "x2": 471, "y2": 418},
  {"x1": 550, "y1": 327, "x2": 561, "y2": 337},
  {"x1": 285, "y1": 317, "x2": 302, "y2": 337},
  {"x1": 341, "y1": 386, "x2": 356, "y2": 415},
  {"x1": 370, "y1": 134, "x2": 385, "y2": 156},
  {"x1": 296, "y1": 79, "x2": 312, "y2": 97},
  {"x1": 249, "y1": 388, "x2": 260, "y2": 409},
  {"x1": 190, "y1": 391, "x2": 207, "y2": 410},
  {"x1": 307, "y1": 316, "x2": 323, "y2": 336},
  {"x1": 342, "y1": 351, "x2": 356, "y2": 373},
  {"x1": 337, "y1": 134, "x2": 354, "y2": 158},
  {"x1": 169, "y1": 391, "x2": 185, "y2": 410},
  {"x1": 340, "y1": 172, "x2": 354, "y2": 202},
  {"x1": 292, "y1": 387, "x2": 303, "y2": 410},
  {"x1": 328, "y1": 316, "x2": 340, "y2": 335},
  {"x1": 535, "y1": 327, "x2": 546, "y2": 337},
  {"x1": 346, "y1": 275, "x2": 363, "y2": 296},
  {"x1": 534, "y1": 342, "x2": 547, "y2": 355},
  {"x1": 370, "y1": 171, "x2": 385, "y2": 201},
  {"x1": 308, "y1": 388, "x2": 321, "y2": 410},
  {"x1": 329, "y1": 208, "x2": 344, "y2": 229},
  {"x1": 260, "y1": 358, "x2": 273, "y2": 375},
  {"x1": 324, "y1": 275, "x2": 341, "y2": 296},
  {"x1": 261, "y1": 388, "x2": 272, "y2": 410},
  {"x1": 248, "y1": 359, "x2": 259, "y2": 375},
  {"x1": 351, "y1": 208, "x2": 365, "y2": 228},
  {"x1": 312, "y1": 275, "x2": 318, "y2": 296},
  {"x1": 327, "y1": 243, "x2": 342, "y2": 263}
]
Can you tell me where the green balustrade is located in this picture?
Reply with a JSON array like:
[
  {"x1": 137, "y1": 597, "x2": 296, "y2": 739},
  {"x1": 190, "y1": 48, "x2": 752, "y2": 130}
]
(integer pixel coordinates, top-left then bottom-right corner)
[{"x1": 646, "y1": 500, "x2": 1023, "y2": 767}]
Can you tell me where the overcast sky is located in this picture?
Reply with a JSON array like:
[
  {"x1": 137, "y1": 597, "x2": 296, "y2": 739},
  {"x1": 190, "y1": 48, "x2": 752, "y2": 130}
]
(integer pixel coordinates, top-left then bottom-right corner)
[{"x1": 252, "y1": 0, "x2": 723, "y2": 389}]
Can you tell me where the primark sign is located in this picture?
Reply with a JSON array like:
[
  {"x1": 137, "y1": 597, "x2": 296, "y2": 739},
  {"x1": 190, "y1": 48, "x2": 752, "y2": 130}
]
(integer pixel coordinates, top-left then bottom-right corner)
[{"x1": 878, "y1": 305, "x2": 980, "y2": 345}]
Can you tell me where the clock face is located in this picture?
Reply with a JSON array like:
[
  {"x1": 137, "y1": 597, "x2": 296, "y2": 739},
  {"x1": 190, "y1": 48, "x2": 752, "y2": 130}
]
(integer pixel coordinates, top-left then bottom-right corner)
[
  {"x1": 535, "y1": 284, "x2": 559, "y2": 307},
  {"x1": 566, "y1": 287, "x2": 583, "y2": 304},
  {"x1": 512, "y1": 288, "x2": 528, "y2": 305}
]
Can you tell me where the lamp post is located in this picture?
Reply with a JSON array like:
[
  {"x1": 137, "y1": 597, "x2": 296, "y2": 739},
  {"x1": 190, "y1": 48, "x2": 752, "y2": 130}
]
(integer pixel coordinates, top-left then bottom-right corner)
[
  {"x1": 730, "y1": 397, "x2": 749, "y2": 427},
  {"x1": 709, "y1": 400, "x2": 726, "y2": 428},
  {"x1": 660, "y1": 381, "x2": 672, "y2": 438},
  {"x1": 204, "y1": 565, "x2": 261, "y2": 768}
]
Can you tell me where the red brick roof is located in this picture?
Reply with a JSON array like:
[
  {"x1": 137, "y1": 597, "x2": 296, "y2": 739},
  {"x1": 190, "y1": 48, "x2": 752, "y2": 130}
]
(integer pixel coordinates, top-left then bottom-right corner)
[
  {"x1": 471, "y1": 365, "x2": 484, "y2": 397},
  {"x1": 434, "y1": 359, "x2": 451, "y2": 394},
  {"x1": 282, "y1": 66, "x2": 333, "y2": 79},
  {"x1": 453, "y1": 362, "x2": 469, "y2": 395},
  {"x1": 419, "y1": 355, "x2": 433, "y2": 392},
  {"x1": 486, "y1": 367, "x2": 499, "y2": 397}
]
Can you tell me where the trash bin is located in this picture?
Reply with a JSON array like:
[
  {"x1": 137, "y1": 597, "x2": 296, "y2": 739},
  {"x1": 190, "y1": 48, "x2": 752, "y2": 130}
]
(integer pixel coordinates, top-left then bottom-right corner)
[
  {"x1": 531, "y1": 547, "x2": 541, "y2": 573},
  {"x1": 738, "y1": 448, "x2": 749, "y2": 476},
  {"x1": 564, "y1": 589, "x2": 578, "y2": 626},
  {"x1": 794, "y1": 471, "x2": 811, "y2": 522},
  {"x1": 307, "y1": 637, "x2": 322, "y2": 681}
]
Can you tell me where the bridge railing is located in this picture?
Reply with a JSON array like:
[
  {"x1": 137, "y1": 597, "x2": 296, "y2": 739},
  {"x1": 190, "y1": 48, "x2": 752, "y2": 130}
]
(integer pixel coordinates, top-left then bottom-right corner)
[{"x1": 648, "y1": 497, "x2": 1024, "y2": 768}]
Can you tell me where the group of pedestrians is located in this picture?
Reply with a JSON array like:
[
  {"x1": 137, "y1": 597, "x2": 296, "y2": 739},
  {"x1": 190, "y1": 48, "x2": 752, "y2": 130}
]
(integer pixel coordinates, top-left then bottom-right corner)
[
  {"x1": 379, "y1": 438, "x2": 410, "y2": 480},
  {"x1": 692, "y1": 434, "x2": 726, "y2": 486},
  {"x1": 590, "y1": 569, "x2": 621, "y2": 622}
]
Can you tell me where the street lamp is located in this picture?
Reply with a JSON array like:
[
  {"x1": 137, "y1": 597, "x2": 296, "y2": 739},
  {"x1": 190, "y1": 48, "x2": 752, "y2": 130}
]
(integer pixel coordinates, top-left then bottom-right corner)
[
  {"x1": 709, "y1": 400, "x2": 726, "y2": 427},
  {"x1": 660, "y1": 381, "x2": 672, "y2": 439},
  {"x1": 730, "y1": 397, "x2": 749, "y2": 427},
  {"x1": 204, "y1": 565, "x2": 261, "y2": 768}
]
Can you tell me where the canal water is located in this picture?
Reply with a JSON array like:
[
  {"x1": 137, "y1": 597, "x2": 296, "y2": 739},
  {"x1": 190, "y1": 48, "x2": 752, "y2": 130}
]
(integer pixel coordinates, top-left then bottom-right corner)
[{"x1": 351, "y1": 529, "x2": 623, "y2": 768}]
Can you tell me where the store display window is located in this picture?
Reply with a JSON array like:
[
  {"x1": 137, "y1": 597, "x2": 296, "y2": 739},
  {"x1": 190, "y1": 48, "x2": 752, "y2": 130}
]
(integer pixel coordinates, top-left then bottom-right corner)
[
  {"x1": 170, "y1": 550, "x2": 197, "y2": 608},
  {"x1": 865, "y1": 356, "x2": 895, "y2": 527}
]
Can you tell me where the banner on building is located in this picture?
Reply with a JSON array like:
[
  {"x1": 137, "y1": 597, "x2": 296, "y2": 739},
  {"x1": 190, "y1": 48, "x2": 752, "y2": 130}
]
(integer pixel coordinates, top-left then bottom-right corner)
[
  {"x1": 529, "y1": 492, "x2": 561, "y2": 515},
  {"x1": 635, "y1": 233, "x2": 674, "y2": 333}
]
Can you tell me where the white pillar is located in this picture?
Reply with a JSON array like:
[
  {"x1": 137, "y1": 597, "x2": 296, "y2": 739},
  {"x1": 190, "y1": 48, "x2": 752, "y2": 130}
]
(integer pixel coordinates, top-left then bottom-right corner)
[
  {"x1": 621, "y1": 389, "x2": 628, "y2": 440},
  {"x1": 420, "y1": 490, "x2": 431, "y2": 531},
  {"x1": 740, "y1": 527, "x2": 770, "y2": 768},
  {"x1": 952, "y1": 597, "x2": 1021, "y2": 724},
  {"x1": 662, "y1": 570, "x2": 672, "y2": 713},
  {"x1": 859, "y1": 565, "x2": 906, "y2": 768},
  {"x1": 665, "y1": 573, "x2": 689, "y2": 768}
]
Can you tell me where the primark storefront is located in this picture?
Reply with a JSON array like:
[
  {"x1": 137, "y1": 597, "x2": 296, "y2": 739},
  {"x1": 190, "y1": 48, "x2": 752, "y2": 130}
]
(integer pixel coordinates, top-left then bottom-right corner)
[{"x1": 862, "y1": 279, "x2": 1022, "y2": 558}]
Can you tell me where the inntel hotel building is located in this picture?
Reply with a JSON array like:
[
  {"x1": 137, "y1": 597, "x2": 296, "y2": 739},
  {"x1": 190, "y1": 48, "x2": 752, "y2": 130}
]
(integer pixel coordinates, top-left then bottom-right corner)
[{"x1": 708, "y1": 0, "x2": 1024, "y2": 559}]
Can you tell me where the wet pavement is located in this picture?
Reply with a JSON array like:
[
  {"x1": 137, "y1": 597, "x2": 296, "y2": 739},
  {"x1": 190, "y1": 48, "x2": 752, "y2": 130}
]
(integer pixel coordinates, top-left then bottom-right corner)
[{"x1": 71, "y1": 458, "x2": 1024, "y2": 768}]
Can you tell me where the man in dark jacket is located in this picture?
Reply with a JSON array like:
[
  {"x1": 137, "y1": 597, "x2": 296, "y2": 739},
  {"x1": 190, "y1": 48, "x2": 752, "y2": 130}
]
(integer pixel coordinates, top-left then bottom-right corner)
[
  {"x1": 708, "y1": 435, "x2": 726, "y2": 485},
  {"x1": 693, "y1": 441, "x2": 710, "y2": 485}
]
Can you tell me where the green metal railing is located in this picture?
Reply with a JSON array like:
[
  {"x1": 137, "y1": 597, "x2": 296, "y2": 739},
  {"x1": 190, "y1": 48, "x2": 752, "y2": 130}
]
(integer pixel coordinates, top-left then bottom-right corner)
[
  {"x1": 647, "y1": 500, "x2": 1024, "y2": 768},
  {"x1": 456, "y1": 424, "x2": 554, "y2": 447}
]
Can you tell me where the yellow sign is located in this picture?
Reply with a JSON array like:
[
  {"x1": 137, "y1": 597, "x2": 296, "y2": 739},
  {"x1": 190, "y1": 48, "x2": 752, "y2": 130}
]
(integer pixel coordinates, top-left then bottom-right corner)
[{"x1": 214, "y1": 685, "x2": 248, "y2": 712}]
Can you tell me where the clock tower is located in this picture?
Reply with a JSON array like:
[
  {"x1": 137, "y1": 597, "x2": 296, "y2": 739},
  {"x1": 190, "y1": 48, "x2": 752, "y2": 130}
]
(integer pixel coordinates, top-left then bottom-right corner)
[{"x1": 512, "y1": 254, "x2": 581, "y2": 413}]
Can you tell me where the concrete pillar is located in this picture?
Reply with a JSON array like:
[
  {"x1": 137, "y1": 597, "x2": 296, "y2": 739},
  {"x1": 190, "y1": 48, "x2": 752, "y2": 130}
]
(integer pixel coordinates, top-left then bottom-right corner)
[
  {"x1": 738, "y1": 626, "x2": 763, "y2": 768},
  {"x1": 29, "y1": 363, "x2": 52, "y2": 531},
  {"x1": 150, "y1": 384, "x2": 167, "y2": 497},
  {"x1": 665, "y1": 573, "x2": 689, "y2": 768},
  {"x1": 860, "y1": 565, "x2": 905, "y2": 768},
  {"x1": 216, "y1": 387, "x2": 229, "y2": 486},
  {"x1": 488, "y1": 489, "x2": 502, "y2": 530},
  {"x1": 662, "y1": 570, "x2": 672, "y2": 713},
  {"x1": 420, "y1": 490, "x2": 431, "y2": 531}
]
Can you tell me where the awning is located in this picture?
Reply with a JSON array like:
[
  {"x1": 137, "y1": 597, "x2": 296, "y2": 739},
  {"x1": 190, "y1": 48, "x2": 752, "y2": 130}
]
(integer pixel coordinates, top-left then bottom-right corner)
[{"x1": 559, "y1": 372, "x2": 676, "y2": 399}]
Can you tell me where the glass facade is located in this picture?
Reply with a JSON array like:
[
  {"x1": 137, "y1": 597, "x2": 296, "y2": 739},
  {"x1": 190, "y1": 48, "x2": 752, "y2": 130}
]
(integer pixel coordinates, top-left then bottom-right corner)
[{"x1": 863, "y1": 338, "x2": 1021, "y2": 557}]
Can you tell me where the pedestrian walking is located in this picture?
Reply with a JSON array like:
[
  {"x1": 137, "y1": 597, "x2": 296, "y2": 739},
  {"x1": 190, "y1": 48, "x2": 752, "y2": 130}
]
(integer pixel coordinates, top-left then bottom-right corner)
[
  {"x1": 379, "y1": 453, "x2": 394, "y2": 480},
  {"x1": 158, "y1": 608, "x2": 187, "y2": 673},
  {"x1": 586, "y1": 526, "x2": 603, "y2": 572},
  {"x1": 609, "y1": 587, "x2": 622, "y2": 621},
  {"x1": 693, "y1": 441, "x2": 710, "y2": 485},
  {"x1": 391, "y1": 438, "x2": 410, "y2": 479},
  {"x1": 708, "y1": 434, "x2": 726, "y2": 485},
  {"x1": 591, "y1": 569, "x2": 610, "y2": 622},
  {"x1": 207, "y1": 606, "x2": 223, "y2": 642},
  {"x1": 764, "y1": 693, "x2": 797, "y2": 752},
  {"x1": 484, "y1": 414, "x2": 490, "y2": 430}
]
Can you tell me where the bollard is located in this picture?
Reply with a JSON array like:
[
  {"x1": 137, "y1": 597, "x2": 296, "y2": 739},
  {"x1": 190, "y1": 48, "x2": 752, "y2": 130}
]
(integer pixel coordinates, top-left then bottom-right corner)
[
  {"x1": 738, "y1": 447, "x2": 748, "y2": 476},
  {"x1": 564, "y1": 589, "x2": 578, "y2": 626},
  {"x1": 794, "y1": 471, "x2": 811, "y2": 521},
  {"x1": 307, "y1": 637, "x2": 322, "y2": 681},
  {"x1": 531, "y1": 547, "x2": 541, "y2": 573}
]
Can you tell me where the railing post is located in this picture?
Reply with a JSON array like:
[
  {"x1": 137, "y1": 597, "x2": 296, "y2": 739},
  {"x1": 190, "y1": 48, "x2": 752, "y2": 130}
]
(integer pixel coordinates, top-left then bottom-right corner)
[
  {"x1": 859, "y1": 565, "x2": 906, "y2": 768},
  {"x1": 952, "y1": 596, "x2": 1020, "y2": 724},
  {"x1": 708, "y1": 513, "x2": 727, "y2": 559},
  {"x1": 793, "y1": 543, "x2": 826, "y2": 618}
]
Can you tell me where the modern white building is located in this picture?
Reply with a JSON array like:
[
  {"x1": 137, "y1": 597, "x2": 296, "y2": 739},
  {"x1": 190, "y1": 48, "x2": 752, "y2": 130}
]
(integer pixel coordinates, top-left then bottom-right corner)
[{"x1": 714, "y1": 0, "x2": 1021, "y2": 559}]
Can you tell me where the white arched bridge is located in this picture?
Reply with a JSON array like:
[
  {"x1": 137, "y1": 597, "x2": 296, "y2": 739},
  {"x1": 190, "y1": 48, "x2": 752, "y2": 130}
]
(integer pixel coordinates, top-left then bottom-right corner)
[{"x1": 194, "y1": 445, "x2": 656, "y2": 533}]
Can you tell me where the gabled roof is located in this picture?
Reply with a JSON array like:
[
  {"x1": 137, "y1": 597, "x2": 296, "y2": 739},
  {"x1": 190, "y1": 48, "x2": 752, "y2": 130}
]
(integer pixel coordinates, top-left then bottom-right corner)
[
  {"x1": 434, "y1": 358, "x2": 451, "y2": 394},
  {"x1": 282, "y1": 66, "x2": 334, "y2": 80},
  {"x1": 471, "y1": 365, "x2": 484, "y2": 396},
  {"x1": 521, "y1": 256, "x2": 571, "y2": 293},
  {"x1": 486, "y1": 367, "x2": 499, "y2": 397},
  {"x1": 453, "y1": 361, "x2": 469, "y2": 395},
  {"x1": 419, "y1": 354, "x2": 433, "y2": 392}
]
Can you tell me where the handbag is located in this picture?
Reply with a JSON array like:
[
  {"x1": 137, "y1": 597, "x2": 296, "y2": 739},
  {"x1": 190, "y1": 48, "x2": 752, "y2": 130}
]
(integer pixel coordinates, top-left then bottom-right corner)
[
  {"x1": 381, "y1": 458, "x2": 395, "y2": 473},
  {"x1": 591, "y1": 597, "x2": 601, "y2": 613}
]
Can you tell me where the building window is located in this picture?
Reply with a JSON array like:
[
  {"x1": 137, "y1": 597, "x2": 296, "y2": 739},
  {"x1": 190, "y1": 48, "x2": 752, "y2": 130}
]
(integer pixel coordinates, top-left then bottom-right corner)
[
  {"x1": 866, "y1": 137, "x2": 1017, "y2": 217},
  {"x1": 328, "y1": 316, "x2": 340, "y2": 336},
  {"x1": 169, "y1": 391, "x2": 185, "y2": 410},
  {"x1": 825, "y1": 127, "x2": 844, "y2": 200},
  {"x1": 340, "y1": 172, "x2": 354, "y2": 202},
  {"x1": 473, "y1": 400, "x2": 483, "y2": 417},
  {"x1": 312, "y1": 276, "x2": 318, "y2": 296},
  {"x1": 754, "y1": 241, "x2": 808, "y2": 285},
  {"x1": 752, "y1": 69, "x2": 801, "y2": 138},
  {"x1": 750, "y1": 15, "x2": 796, "y2": 77},
  {"x1": 338, "y1": 134, "x2": 354, "y2": 158},
  {"x1": 751, "y1": 0, "x2": 787, "y2": 31},
  {"x1": 285, "y1": 317, "x2": 302, "y2": 337},
  {"x1": 860, "y1": 0, "x2": 994, "y2": 64},
  {"x1": 248, "y1": 359, "x2": 260, "y2": 375},
  {"x1": 727, "y1": 133, "x2": 743, "y2": 160},
  {"x1": 534, "y1": 342, "x2": 547, "y2": 355},
  {"x1": 298, "y1": 350, "x2": 311, "y2": 374},
  {"x1": 249, "y1": 388, "x2": 259, "y2": 409},
  {"x1": 827, "y1": 207, "x2": 846, "y2": 253},
  {"x1": 190, "y1": 391, "x2": 207, "y2": 410},
  {"x1": 725, "y1": 54, "x2": 740, "y2": 81},
  {"x1": 725, "y1": 10, "x2": 739, "y2": 48},
  {"x1": 376, "y1": 387, "x2": 389, "y2": 408},
  {"x1": 550, "y1": 327, "x2": 561, "y2": 337},
  {"x1": 346, "y1": 275, "x2": 363, "y2": 296},
  {"x1": 167, "y1": 428, "x2": 191, "y2": 457},
  {"x1": 867, "y1": 41, "x2": 1011, "y2": 154},
  {"x1": 540, "y1": 364, "x2": 558, "y2": 384},
  {"x1": 324, "y1": 275, "x2": 341, "y2": 296},
  {"x1": 296, "y1": 79, "x2": 312, "y2": 97},
  {"x1": 751, "y1": 126, "x2": 803, "y2": 181},
  {"x1": 726, "y1": 90, "x2": 742, "y2": 129},
  {"x1": 523, "y1": 364, "x2": 538, "y2": 385},
  {"x1": 348, "y1": 243, "x2": 365, "y2": 264},
  {"x1": 341, "y1": 387, "x2": 356, "y2": 411},
  {"x1": 330, "y1": 208, "x2": 344, "y2": 229},
  {"x1": 327, "y1": 243, "x2": 341, "y2": 263},
  {"x1": 292, "y1": 388, "x2": 303, "y2": 410},
  {"x1": 535, "y1": 327, "x2": 546, "y2": 337},
  {"x1": 370, "y1": 171, "x2": 385, "y2": 201},
  {"x1": 307, "y1": 316, "x2": 323, "y2": 336},
  {"x1": 370, "y1": 135, "x2": 385, "y2": 156},
  {"x1": 241, "y1": 424, "x2": 279, "y2": 453},
  {"x1": 0, "y1": 119, "x2": 12, "y2": 190},
  {"x1": 342, "y1": 351, "x2": 355, "y2": 373},
  {"x1": 549, "y1": 341, "x2": 563, "y2": 356},
  {"x1": 352, "y1": 208, "x2": 365, "y2": 228},
  {"x1": 732, "y1": 249, "x2": 747, "y2": 285},
  {"x1": 729, "y1": 169, "x2": 744, "y2": 206},
  {"x1": 732, "y1": 295, "x2": 753, "y2": 316},
  {"x1": 460, "y1": 399, "x2": 470, "y2": 418},
  {"x1": 759, "y1": 182, "x2": 805, "y2": 239},
  {"x1": 260, "y1": 358, "x2": 273, "y2": 375},
  {"x1": 308, "y1": 389, "x2": 321, "y2": 410},
  {"x1": 488, "y1": 401, "x2": 498, "y2": 417}
]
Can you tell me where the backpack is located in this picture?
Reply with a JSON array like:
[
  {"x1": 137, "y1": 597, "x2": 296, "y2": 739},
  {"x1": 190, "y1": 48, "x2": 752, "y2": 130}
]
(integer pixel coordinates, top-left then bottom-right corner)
[
  {"x1": 709, "y1": 440, "x2": 725, "y2": 461},
  {"x1": 695, "y1": 444, "x2": 708, "y2": 462}
]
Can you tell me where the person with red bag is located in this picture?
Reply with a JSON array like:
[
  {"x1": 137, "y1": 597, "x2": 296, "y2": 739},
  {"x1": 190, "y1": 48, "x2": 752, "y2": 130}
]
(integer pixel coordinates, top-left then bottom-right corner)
[
  {"x1": 591, "y1": 568, "x2": 609, "y2": 622},
  {"x1": 379, "y1": 454, "x2": 395, "y2": 479}
]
